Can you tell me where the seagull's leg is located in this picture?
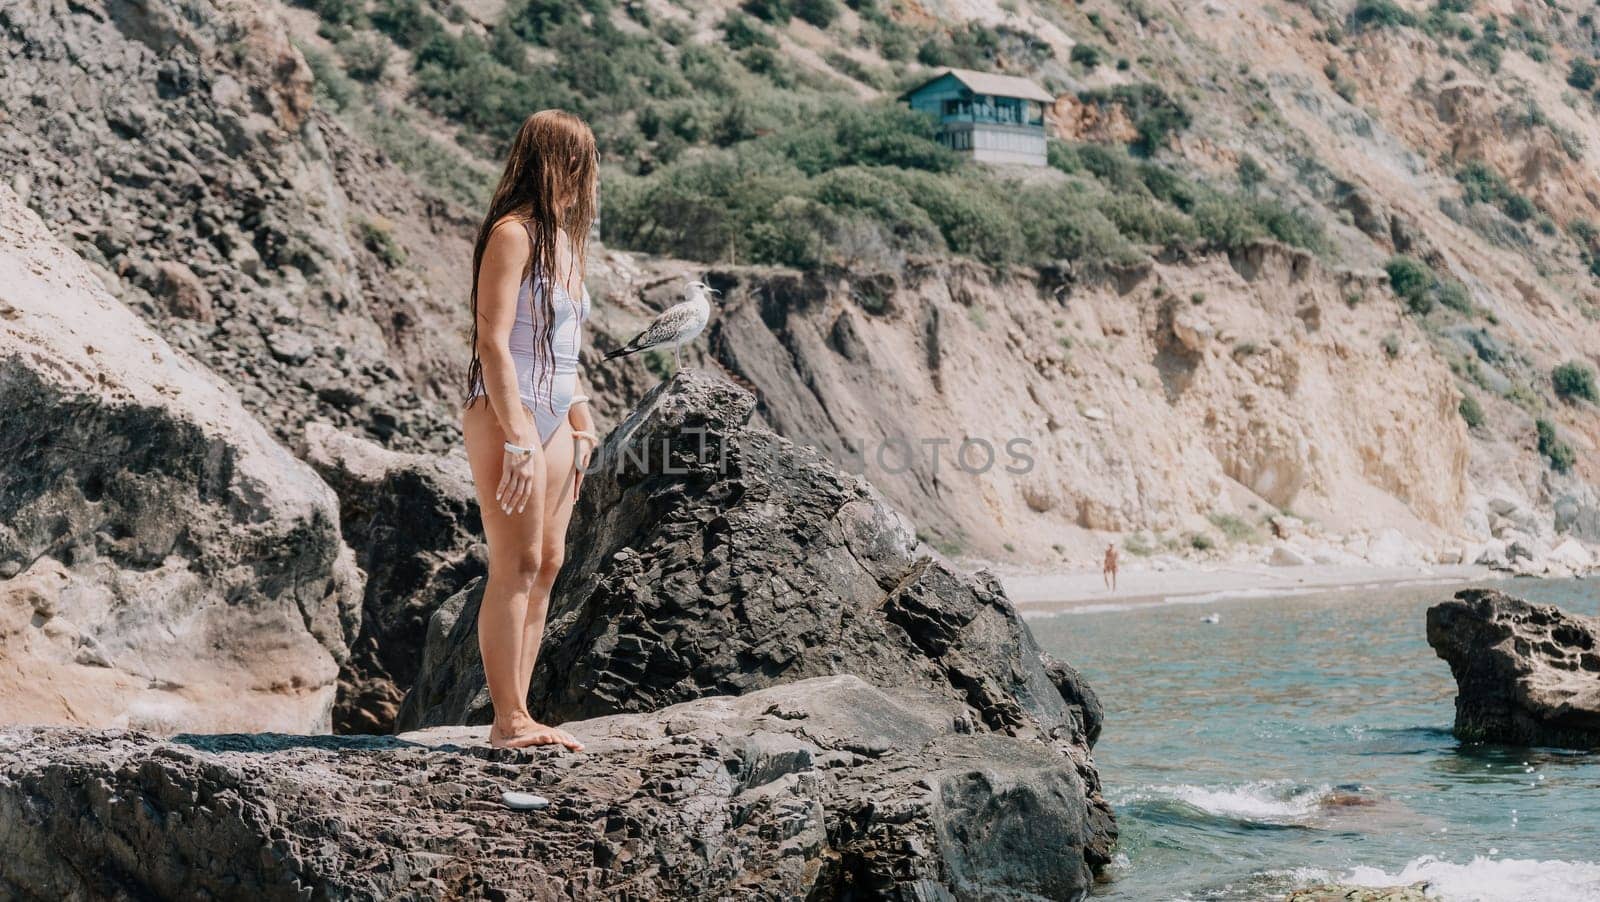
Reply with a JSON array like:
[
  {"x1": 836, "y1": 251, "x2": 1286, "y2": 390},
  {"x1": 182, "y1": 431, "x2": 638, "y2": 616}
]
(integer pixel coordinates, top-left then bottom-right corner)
[{"x1": 673, "y1": 342, "x2": 683, "y2": 374}]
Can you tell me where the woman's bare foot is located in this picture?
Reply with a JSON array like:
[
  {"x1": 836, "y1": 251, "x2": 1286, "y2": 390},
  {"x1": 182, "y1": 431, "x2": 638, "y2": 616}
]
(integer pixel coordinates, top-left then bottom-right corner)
[{"x1": 490, "y1": 712, "x2": 584, "y2": 751}]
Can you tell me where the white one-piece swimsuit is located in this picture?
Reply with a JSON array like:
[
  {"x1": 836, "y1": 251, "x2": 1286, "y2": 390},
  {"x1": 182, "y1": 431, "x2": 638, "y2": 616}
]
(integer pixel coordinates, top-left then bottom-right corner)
[{"x1": 472, "y1": 275, "x2": 590, "y2": 444}]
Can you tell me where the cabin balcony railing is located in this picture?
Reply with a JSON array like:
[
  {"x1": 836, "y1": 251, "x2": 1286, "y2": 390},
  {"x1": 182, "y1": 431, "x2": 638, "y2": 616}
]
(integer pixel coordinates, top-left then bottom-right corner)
[{"x1": 937, "y1": 106, "x2": 1044, "y2": 128}]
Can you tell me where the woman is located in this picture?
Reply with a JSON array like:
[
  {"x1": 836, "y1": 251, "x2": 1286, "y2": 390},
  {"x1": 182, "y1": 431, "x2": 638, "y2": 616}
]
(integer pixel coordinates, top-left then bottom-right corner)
[{"x1": 462, "y1": 110, "x2": 597, "y2": 750}]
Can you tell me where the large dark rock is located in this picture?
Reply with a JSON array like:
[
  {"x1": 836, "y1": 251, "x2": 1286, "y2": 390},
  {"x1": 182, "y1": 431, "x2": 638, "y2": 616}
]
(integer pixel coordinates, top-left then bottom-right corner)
[
  {"x1": 399, "y1": 370, "x2": 1115, "y2": 869},
  {"x1": 303, "y1": 424, "x2": 485, "y2": 735},
  {"x1": 0, "y1": 676, "x2": 1101, "y2": 900},
  {"x1": 0, "y1": 186, "x2": 362, "y2": 733},
  {"x1": 1427, "y1": 589, "x2": 1600, "y2": 749}
]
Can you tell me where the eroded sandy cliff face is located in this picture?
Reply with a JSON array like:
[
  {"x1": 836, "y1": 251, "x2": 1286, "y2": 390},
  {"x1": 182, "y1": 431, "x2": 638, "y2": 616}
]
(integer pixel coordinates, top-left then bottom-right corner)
[{"x1": 680, "y1": 245, "x2": 1470, "y2": 560}]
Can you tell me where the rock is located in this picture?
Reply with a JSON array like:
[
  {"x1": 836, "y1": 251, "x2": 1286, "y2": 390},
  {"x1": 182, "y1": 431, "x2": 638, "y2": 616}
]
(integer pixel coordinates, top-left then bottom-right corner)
[
  {"x1": 151, "y1": 260, "x2": 213, "y2": 321},
  {"x1": 1473, "y1": 538, "x2": 1509, "y2": 568},
  {"x1": 265, "y1": 328, "x2": 314, "y2": 364},
  {"x1": 1286, "y1": 884, "x2": 1431, "y2": 902},
  {"x1": 1426, "y1": 589, "x2": 1600, "y2": 749},
  {"x1": 302, "y1": 423, "x2": 484, "y2": 734},
  {"x1": 1268, "y1": 514, "x2": 1305, "y2": 539},
  {"x1": 0, "y1": 186, "x2": 362, "y2": 733},
  {"x1": 399, "y1": 371, "x2": 1115, "y2": 869},
  {"x1": 1269, "y1": 544, "x2": 1313, "y2": 567},
  {"x1": 1546, "y1": 537, "x2": 1595, "y2": 572},
  {"x1": 0, "y1": 676, "x2": 1104, "y2": 900},
  {"x1": 1363, "y1": 528, "x2": 1423, "y2": 568}
]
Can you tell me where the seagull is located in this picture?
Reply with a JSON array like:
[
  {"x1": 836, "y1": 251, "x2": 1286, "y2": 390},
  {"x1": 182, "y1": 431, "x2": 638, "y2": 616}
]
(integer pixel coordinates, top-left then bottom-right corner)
[{"x1": 604, "y1": 279, "x2": 717, "y2": 371}]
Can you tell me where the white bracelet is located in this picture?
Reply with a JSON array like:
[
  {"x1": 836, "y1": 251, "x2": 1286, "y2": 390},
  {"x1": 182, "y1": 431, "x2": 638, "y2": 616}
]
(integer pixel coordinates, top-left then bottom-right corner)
[
  {"x1": 572, "y1": 430, "x2": 599, "y2": 446},
  {"x1": 570, "y1": 394, "x2": 590, "y2": 406},
  {"x1": 503, "y1": 441, "x2": 536, "y2": 457}
]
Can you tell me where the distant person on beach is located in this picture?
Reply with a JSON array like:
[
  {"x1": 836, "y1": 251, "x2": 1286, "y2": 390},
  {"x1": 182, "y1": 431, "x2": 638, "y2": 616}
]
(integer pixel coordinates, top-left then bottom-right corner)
[
  {"x1": 461, "y1": 111, "x2": 598, "y2": 751},
  {"x1": 1103, "y1": 543, "x2": 1119, "y2": 592}
]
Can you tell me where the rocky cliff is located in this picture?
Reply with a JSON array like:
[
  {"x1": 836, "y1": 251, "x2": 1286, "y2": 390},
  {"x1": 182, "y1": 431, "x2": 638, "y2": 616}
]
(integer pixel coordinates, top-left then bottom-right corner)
[{"x1": 0, "y1": 185, "x2": 361, "y2": 733}]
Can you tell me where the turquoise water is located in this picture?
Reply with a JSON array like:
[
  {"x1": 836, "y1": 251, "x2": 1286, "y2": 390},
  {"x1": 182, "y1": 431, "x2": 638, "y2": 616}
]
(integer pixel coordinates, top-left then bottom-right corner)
[{"x1": 1028, "y1": 578, "x2": 1600, "y2": 902}]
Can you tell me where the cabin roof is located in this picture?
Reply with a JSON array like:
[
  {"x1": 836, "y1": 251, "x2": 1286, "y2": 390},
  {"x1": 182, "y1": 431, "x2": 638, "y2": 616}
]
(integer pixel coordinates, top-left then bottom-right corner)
[{"x1": 902, "y1": 68, "x2": 1055, "y2": 104}]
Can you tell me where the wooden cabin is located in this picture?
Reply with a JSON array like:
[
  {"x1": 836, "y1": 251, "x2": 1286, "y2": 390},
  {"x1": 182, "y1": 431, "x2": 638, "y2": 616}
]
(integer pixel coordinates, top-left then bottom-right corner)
[{"x1": 902, "y1": 68, "x2": 1053, "y2": 166}]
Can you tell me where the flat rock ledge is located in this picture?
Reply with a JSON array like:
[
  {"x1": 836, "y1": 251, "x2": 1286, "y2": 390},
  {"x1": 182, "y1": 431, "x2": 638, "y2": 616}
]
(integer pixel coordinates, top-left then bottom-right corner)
[
  {"x1": 1285, "y1": 884, "x2": 1430, "y2": 902},
  {"x1": 1427, "y1": 588, "x2": 1600, "y2": 749},
  {"x1": 1, "y1": 676, "x2": 1099, "y2": 901}
]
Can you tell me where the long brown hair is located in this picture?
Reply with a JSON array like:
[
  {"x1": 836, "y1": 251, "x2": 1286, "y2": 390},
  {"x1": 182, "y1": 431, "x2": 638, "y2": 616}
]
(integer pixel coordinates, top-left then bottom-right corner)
[{"x1": 465, "y1": 109, "x2": 597, "y2": 408}]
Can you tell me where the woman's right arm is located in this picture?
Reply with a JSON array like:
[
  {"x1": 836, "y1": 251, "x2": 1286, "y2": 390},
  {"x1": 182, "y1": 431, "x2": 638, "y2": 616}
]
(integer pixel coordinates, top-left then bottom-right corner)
[{"x1": 476, "y1": 220, "x2": 544, "y2": 515}]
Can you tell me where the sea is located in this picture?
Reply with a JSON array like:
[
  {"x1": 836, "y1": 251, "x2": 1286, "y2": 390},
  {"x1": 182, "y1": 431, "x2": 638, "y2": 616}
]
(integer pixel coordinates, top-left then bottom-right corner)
[{"x1": 1027, "y1": 578, "x2": 1600, "y2": 902}]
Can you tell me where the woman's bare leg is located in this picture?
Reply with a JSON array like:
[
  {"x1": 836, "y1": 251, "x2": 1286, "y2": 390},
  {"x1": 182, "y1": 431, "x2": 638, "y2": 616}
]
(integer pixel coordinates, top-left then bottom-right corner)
[
  {"x1": 463, "y1": 400, "x2": 578, "y2": 749},
  {"x1": 511, "y1": 418, "x2": 582, "y2": 750}
]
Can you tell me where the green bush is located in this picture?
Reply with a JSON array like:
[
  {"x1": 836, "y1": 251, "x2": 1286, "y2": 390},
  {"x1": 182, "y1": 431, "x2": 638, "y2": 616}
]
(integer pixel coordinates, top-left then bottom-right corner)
[
  {"x1": 1071, "y1": 43, "x2": 1104, "y2": 69},
  {"x1": 1436, "y1": 280, "x2": 1472, "y2": 313},
  {"x1": 1386, "y1": 255, "x2": 1434, "y2": 312},
  {"x1": 1349, "y1": 0, "x2": 1416, "y2": 31},
  {"x1": 720, "y1": 12, "x2": 777, "y2": 49},
  {"x1": 742, "y1": 0, "x2": 792, "y2": 24},
  {"x1": 338, "y1": 33, "x2": 391, "y2": 82},
  {"x1": 1569, "y1": 58, "x2": 1598, "y2": 91},
  {"x1": 301, "y1": 45, "x2": 356, "y2": 110},
  {"x1": 1458, "y1": 392, "x2": 1485, "y2": 429},
  {"x1": 1536, "y1": 418, "x2": 1576, "y2": 472},
  {"x1": 370, "y1": 0, "x2": 442, "y2": 47},
  {"x1": 355, "y1": 216, "x2": 406, "y2": 267},
  {"x1": 796, "y1": 0, "x2": 840, "y2": 28},
  {"x1": 1553, "y1": 360, "x2": 1598, "y2": 403},
  {"x1": 1237, "y1": 154, "x2": 1267, "y2": 191},
  {"x1": 1046, "y1": 140, "x2": 1081, "y2": 174}
]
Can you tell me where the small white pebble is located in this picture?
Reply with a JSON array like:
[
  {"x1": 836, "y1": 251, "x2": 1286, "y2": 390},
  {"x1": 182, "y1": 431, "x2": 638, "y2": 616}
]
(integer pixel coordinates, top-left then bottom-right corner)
[
  {"x1": 501, "y1": 790, "x2": 550, "y2": 811},
  {"x1": 1538, "y1": 774, "x2": 1546, "y2": 781}
]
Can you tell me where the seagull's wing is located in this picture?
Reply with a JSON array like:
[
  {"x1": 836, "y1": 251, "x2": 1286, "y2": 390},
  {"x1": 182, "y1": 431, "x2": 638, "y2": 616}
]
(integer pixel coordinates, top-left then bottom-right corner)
[
  {"x1": 604, "y1": 300, "x2": 705, "y2": 359},
  {"x1": 633, "y1": 300, "x2": 705, "y2": 348}
]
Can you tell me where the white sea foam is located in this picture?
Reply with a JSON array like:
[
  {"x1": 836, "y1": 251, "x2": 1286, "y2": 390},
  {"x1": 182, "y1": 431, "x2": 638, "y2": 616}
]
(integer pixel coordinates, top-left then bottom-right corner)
[
  {"x1": 1123, "y1": 780, "x2": 1334, "y2": 824},
  {"x1": 1339, "y1": 855, "x2": 1600, "y2": 901}
]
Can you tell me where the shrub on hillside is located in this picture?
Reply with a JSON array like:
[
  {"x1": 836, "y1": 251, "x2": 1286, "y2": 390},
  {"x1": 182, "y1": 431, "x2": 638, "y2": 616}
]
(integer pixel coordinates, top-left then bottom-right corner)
[
  {"x1": 1536, "y1": 418, "x2": 1576, "y2": 473},
  {"x1": 1385, "y1": 255, "x2": 1434, "y2": 313},
  {"x1": 1553, "y1": 361, "x2": 1598, "y2": 403},
  {"x1": 1436, "y1": 280, "x2": 1473, "y2": 313},
  {"x1": 796, "y1": 0, "x2": 840, "y2": 28},
  {"x1": 1569, "y1": 58, "x2": 1598, "y2": 91},
  {"x1": 1349, "y1": 0, "x2": 1416, "y2": 31},
  {"x1": 1071, "y1": 43, "x2": 1104, "y2": 69},
  {"x1": 1458, "y1": 392, "x2": 1485, "y2": 429},
  {"x1": 338, "y1": 33, "x2": 391, "y2": 82}
]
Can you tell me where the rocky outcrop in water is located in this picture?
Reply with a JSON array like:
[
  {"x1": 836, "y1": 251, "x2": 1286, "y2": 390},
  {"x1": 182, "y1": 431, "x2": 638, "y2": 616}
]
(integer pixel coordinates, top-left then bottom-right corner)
[
  {"x1": 1427, "y1": 589, "x2": 1600, "y2": 749},
  {"x1": 302, "y1": 424, "x2": 484, "y2": 734},
  {"x1": 0, "y1": 186, "x2": 361, "y2": 733},
  {"x1": 0, "y1": 675, "x2": 1103, "y2": 900}
]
